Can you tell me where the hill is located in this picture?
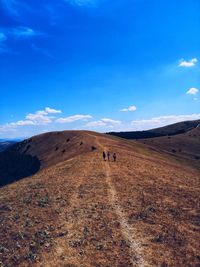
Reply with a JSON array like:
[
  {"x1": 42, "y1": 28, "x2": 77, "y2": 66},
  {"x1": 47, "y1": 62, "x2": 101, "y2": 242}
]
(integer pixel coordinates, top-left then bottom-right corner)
[
  {"x1": 0, "y1": 131, "x2": 97, "y2": 187},
  {"x1": 108, "y1": 119, "x2": 200, "y2": 139},
  {"x1": 138, "y1": 126, "x2": 200, "y2": 169},
  {"x1": 0, "y1": 131, "x2": 199, "y2": 267}
]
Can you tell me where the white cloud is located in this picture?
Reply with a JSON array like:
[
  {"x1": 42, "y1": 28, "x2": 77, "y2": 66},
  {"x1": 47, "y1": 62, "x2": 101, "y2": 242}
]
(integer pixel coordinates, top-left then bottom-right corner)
[
  {"x1": 24, "y1": 107, "x2": 62, "y2": 125},
  {"x1": 0, "y1": 109, "x2": 93, "y2": 138},
  {"x1": 186, "y1": 87, "x2": 199, "y2": 95},
  {"x1": 0, "y1": 125, "x2": 17, "y2": 133},
  {"x1": 25, "y1": 113, "x2": 53, "y2": 125},
  {"x1": 25, "y1": 107, "x2": 62, "y2": 118},
  {"x1": 0, "y1": 110, "x2": 93, "y2": 136},
  {"x1": 45, "y1": 107, "x2": 62, "y2": 114},
  {"x1": 120, "y1": 105, "x2": 137, "y2": 112},
  {"x1": 179, "y1": 58, "x2": 198, "y2": 67},
  {"x1": 56, "y1": 114, "x2": 92, "y2": 123},
  {"x1": 35, "y1": 110, "x2": 48, "y2": 116},
  {"x1": 86, "y1": 118, "x2": 121, "y2": 128},
  {"x1": 10, "y1": 120, "x2": 35, "y2": 126},
  {"x1": 131, "y1": 114, "x2": 200, "y2": 131},
  {"x1": 0, "y1": 107, "x2": 62, "y2": 131}
]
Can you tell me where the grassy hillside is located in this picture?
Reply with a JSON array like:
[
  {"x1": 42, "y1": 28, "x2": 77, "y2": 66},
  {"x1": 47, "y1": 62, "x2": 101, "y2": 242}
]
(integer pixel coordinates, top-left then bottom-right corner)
[
  {"x1": 138, "y1": 127, "x2": 200, "y2": 169},
  {"x1": 0, "y1": 131, "x2": 199, "y2": 266},
  {"x1": 0, "y1": 131, "x2": 98, "y2": 187}
]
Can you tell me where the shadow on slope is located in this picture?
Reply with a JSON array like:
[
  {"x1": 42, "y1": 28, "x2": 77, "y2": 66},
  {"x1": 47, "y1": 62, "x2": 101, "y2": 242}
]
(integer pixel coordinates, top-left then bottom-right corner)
[
  {"x1": 0, "y1": 149, "x2": 40, "y2": 187},
  {"x1": 0, "y1": 130, "x2": 99, "y2": 187}
]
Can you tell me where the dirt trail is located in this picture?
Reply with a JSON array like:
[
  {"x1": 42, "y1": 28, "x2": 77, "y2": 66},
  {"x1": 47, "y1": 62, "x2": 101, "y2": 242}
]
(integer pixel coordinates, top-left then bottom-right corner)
[
  {"x1": 44, "y1": 135, "x2": 147, "y2": 266},
  {"x1": 96, "y1": 137, "x2": 147, "y2": 267},
  {"x1": 39, "y1": 152, "x2": 132, "y2": 265},
  {"x1": 104, "y1": 162, "x2": 146, "y2": 267}
]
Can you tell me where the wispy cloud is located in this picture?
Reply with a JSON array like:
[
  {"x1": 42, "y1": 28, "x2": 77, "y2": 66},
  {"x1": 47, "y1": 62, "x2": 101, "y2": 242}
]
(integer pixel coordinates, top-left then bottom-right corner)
[
  {"x1": 186, "y1": 87, "x2": 199, "y2": 95},
  {"x1": 86, "y1": 118, "x2": 121, "y2": 128},
  {"x1": 179, "y1": 58, "x2": 198, "y2": 67},
  {"x1": 1, "y1": 0, "x2": 19, "y2": 16},
  {"x1": 56, "y1": 114, "x2": 92, "y2": 123},
  {"x1": 120, "y1": 105, "x2": 137, "y2": 112},
  {"x1": 0, "y1": 32, "x2": 7, "y2": 42},
  {"x1": 64, "y1": 0, "x2": 97, "y2": 7},
  {"x1": 0, "y1": 26, "x2": 45, "y2": 53},
  {"x1": 0, "y1": 32, "x2": 8, "y2": 53},
  {"x1": 10, "y1": 27, "x2": 41, "y2": 38},
  {"x1": 1, "y1": 26, "x2": 44, "y2": 41},
  {"x1": 1, "y1": 0, "x2": 32, "y2": 17},
  {"x1": 131, "y1": 114, "x2": 200, "y2": 131},
  {"x1": 31, "y1": 44, "x2": 55, "y2": 59}
]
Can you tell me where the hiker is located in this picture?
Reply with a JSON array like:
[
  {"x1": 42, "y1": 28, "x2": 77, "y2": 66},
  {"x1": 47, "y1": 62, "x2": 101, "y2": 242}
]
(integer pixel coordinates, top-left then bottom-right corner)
[
  {"x1": 113, "y1": 153, "x2": 117, "y2": 162},
  {"x1": 103, "y1": 151, "x2": 106, "y2": 161},
  {"x1": 107, "y1": 151, "x2": 110, "y2": 161}
]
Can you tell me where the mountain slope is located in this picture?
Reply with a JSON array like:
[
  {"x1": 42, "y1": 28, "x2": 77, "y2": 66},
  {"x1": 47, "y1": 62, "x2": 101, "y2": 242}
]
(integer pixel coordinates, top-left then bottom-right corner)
[
  {"x1": 138, "y1": 126, "x2": 200, "y2": 169},
  {"x1": 108, "y1": 119, "x2": 200, "y2": 139},
  {"x1": 0, "y1": 131, "x2": 98, "y2": 187},
  {"x1": 0, "y1": 131, "x2": 199, "y2": 267}
]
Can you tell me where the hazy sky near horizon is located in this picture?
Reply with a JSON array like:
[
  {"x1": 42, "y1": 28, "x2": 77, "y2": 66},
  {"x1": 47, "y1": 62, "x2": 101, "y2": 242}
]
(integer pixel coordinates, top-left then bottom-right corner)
[{"x1": 0, "y1": 0, "x2": 200, "y2": 138}]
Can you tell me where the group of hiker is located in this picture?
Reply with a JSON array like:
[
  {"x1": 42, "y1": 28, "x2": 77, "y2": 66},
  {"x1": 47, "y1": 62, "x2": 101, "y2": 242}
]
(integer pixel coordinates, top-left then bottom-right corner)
[{"x1": 102, "y1": 151, "x2": 117, "y2": 162}]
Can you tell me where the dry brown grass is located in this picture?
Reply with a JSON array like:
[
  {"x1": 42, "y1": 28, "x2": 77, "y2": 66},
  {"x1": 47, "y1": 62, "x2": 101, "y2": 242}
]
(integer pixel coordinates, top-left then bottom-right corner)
[
  {"x1": 138, "y1": 127, "x2": 200, "y2": 170},
  {"x1": 0, "y1": 131, "x2": 199, "y2": 267}
]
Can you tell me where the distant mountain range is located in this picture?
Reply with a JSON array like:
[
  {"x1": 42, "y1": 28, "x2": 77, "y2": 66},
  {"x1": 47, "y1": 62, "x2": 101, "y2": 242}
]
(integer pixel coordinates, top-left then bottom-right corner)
[
  {"x1": 0, "y1": 140, "x2": 16, "y2": 152},
  {"x1": 0, "y1": 138, "x2": 24, "y2": 152}
]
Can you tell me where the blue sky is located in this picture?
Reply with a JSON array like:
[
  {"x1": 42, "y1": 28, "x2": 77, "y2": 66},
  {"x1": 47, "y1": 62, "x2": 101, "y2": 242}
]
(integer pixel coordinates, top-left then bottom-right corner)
[{"x1": 0, "y1": 0, "x2": 200, "y2": 138}]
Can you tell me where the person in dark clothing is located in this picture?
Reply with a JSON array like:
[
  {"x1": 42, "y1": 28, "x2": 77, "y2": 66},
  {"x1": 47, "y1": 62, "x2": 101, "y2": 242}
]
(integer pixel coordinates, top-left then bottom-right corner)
[
  {"x1": 113, "y1": 153, "x2": 116, "y2": 162},
  {"x1": 103, "y1": 151, "x2": 106, "y2": 161},
  {"x1": 107, "y1": 151, "x2": 110, "y2": 161}
]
